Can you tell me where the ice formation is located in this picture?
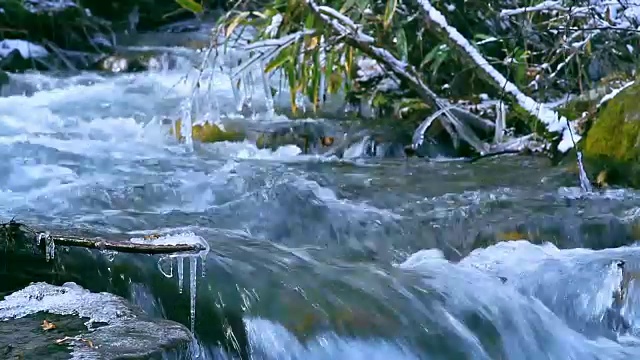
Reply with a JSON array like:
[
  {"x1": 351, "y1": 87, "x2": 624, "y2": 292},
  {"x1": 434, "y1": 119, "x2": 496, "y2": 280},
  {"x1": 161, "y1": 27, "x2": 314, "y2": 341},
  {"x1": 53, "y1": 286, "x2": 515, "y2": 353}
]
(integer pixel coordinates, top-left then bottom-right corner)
[
  {"x1": 36, "y1": 231, "x2": 55, "y2": 262},
  {"x1": 0, "y1": 282, "x2": 192, "y2": 359},
  {"x1": 130, "y1": 232, "x2": 210, "y2": 332}
]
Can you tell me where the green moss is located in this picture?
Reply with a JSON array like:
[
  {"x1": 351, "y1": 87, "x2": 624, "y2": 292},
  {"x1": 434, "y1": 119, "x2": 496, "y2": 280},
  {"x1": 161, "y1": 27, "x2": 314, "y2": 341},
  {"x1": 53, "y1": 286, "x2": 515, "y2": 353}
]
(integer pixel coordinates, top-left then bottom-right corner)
[
  {"x1": 582, "y1": 82, "x2": 640, "y2": 188},
  {"x1": 171, "y1": 120, "x2": 245, "y2": 143}
]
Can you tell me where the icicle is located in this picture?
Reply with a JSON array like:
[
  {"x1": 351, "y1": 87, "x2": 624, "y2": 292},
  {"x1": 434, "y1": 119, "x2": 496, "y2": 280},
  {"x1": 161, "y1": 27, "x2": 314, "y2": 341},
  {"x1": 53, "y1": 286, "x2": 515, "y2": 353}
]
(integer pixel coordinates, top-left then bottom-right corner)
[
  {"x1": 231, "y1": 76, "x2": 243, "y2": 112},
  {"x1": 177, "y1": 257, "x2": 184, "y2": 294},
  {"x1": 42, "y1": 233, "x2": 54, "y2": 262},
  {"x1": 318, "y1": 35, "x2": 326, "y2": 108},
  {"x1": 189, "y1": 256, "x2": 197, "y2": 333},
  {"x1": 494, "y1": 101, "x2": 505, "y2": 143},
  {"x1": 200, "y1": 251, "x2": 207, "y2": 278},
  {"x1": 260, "y1": 60, "x2": 274, "y2": 119},
  {"x1": 180, "y1": 99, "x2": 193, "y2": 150},
  {"x1": 36, "y1": 232, "x2": 48, "y2": 246},
  {"x1": 295, "y1": 92, "x2": 306, "y2": 113},
  {"x1": 565, "y1": 118, "x2": 592, "y2": 193},
  {"x1": 36, "y1": 232, "x2": 54, "y2": 262},
  {"x1": 157, "y1": 256, "x2": 174, "y2": 278},
  {"x1": 206, "y1": 57, "x2": 221, "y2": 122},
  {"x1": 241, "y1": 72, "x2": 254, "y2": 114}
]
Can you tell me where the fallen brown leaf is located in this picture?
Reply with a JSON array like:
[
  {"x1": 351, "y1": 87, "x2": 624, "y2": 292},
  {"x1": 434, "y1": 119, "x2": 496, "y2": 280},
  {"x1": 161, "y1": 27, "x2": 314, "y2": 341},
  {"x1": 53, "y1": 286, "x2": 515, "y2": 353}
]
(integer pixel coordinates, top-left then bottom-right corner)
[
  {"x1": 81, "y1": 338, "x2": 95, "y2": 348},
  {"x1": 41, "y1": 320, "x2": 56, "y2": 331}
]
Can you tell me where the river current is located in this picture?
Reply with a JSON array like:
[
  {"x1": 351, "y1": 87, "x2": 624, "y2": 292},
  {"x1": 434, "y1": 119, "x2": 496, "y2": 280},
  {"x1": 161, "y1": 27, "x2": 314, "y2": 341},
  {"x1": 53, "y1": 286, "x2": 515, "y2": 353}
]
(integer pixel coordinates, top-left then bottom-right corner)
[{"x1": 2, "y1": 40, "x2": 640, "y2": 360}]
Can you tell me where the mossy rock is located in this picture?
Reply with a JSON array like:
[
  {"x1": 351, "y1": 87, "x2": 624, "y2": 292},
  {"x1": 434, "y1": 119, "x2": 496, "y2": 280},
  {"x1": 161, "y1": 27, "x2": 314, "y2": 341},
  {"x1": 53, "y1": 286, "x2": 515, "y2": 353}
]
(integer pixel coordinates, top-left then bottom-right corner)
[
  {"x1": 582, "y1": 82, "x2": 640, "y2": 188},
  {"x1": 170, "y1": 120, "x2": 245, "y2": 143}
]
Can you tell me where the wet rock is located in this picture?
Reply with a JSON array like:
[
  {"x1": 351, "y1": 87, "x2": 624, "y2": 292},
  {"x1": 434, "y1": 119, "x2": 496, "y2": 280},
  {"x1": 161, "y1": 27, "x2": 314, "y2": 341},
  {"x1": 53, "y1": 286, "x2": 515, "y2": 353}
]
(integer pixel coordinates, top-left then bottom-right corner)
[
  {"x1": 0, "y1": 39, "x2": 50, "y2": 71},
  {"x1": 168, "y1": 119, "x2": 246, "y2": 143},
  {"x1": 165, "y1": 118, "x2": 412, "y2": 157},
  {"x1": 166, "y1": 119, "x2": 341, "y2": 153},
  {"x1": 93, "y1": 50, "x2": 184, "y2": 73},
  {"x1": 0, "y1": 282, "x2": 193, "y2": 359},
  {"x1": 0, "y1": 71, "x2": 9, "y2": 88},
  {"x1": 582, "y1": 82, "x2": 640, "y2": 188}
]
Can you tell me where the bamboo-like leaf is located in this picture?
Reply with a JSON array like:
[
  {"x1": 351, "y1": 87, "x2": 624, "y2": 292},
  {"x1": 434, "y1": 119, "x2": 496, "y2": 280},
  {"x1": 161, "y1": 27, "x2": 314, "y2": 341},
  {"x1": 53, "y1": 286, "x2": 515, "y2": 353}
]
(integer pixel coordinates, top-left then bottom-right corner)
[
  {"x1": 162, "y1": 7, "x2": 189, "y2": 19},
  {"x1": 226, "y1": 12, "x2": 251, "y2": 37},
  {"x1": 396, "y1": 28, "x2": 408, "y2": 61},
  {"x1": 340, "y1": 0, "x2": 357, "y2": 13},
  {"x1": 287, "y1": 42, "x2": 302, "y2": 114},
  {"x1": 326, "y1": 51, "x2": 342, "y2": 94},
  {"x1": 175, "y1": 0, "x2": 203, "y2": 14},
  {"x1": 304, "y1": 12, "x2": 316, "y2": 30},
  {"x1": 310, "y1": 51, "x2": 321, "y2": 111},
  {"x1": 382, "y1": 0, "x2": 398, "y2": 31},
  {"x1": 264, "y1": 46, "x2": 292, "y2": 73}
]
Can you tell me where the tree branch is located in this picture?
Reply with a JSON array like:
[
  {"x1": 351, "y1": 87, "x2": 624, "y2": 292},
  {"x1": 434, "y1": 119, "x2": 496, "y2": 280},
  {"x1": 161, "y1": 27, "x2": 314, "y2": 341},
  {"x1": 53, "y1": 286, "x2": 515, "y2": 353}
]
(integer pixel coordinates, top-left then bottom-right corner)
[
  {"x1": 2, "y1": 220, "x2": 207, "y2": 255},
  {"x1": 415, "y1": 0, "x2": 580, "y2": 153}
]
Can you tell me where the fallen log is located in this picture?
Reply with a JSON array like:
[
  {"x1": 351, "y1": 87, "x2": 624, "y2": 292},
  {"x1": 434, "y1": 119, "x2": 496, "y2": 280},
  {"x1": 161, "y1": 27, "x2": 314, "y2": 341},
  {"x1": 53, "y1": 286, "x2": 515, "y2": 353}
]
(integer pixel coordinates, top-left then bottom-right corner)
[{"x1": 1, "y1": 220, "x2": 208, "y2": 256}]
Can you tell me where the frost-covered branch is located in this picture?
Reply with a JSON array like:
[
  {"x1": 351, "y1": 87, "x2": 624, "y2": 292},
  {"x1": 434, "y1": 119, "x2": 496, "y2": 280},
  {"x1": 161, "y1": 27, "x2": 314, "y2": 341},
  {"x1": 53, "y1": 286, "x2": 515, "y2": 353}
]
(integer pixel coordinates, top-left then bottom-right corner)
[
  {"x1": 306, "y1": 0, "x2": 490, "y2": 153},
  {"x1": 500, "y1": 0, "x2": 569, "y2": 16},
  {"x1": 417, "y1": 0, "x2": 580, "y2": 152},
  {"x1": 3, "y1": 221, "x2": 207, "y2": 256}
]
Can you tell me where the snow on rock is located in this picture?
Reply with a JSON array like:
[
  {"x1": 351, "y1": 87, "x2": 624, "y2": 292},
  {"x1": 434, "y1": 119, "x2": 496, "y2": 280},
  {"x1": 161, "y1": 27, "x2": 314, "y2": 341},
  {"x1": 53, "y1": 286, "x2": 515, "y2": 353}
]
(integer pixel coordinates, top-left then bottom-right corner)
[
  {"x1": 0, "y1": 282, "x2": 193, "y2": 359},
  {"x1": 0, "y1": 282, "x2": 134, "y2": 325},
  {"x1": 0, "y1": 39, "x2": 48, "y2": 59},
  {"x1": 417, "y1": 0, "x2": 580, "y2": 152}
]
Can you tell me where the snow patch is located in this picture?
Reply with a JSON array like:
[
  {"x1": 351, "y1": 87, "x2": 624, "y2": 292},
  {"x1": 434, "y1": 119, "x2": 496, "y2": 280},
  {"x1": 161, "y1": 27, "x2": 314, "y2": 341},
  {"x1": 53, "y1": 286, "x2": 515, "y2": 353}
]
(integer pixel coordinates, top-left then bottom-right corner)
[{"x1": 0, "y1": 39, "x2": 48, "y2": 59}]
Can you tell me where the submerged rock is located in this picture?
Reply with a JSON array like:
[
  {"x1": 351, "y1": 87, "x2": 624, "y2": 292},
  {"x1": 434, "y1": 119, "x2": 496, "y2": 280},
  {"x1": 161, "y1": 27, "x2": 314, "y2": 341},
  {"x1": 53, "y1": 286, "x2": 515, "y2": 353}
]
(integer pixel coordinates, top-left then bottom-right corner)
[
  {"x1": 0, "y1": 282, "x2": 192, "y2": 359},
  {"x1": 582, "y1": 82, "x2": 640, "y2": 188}
]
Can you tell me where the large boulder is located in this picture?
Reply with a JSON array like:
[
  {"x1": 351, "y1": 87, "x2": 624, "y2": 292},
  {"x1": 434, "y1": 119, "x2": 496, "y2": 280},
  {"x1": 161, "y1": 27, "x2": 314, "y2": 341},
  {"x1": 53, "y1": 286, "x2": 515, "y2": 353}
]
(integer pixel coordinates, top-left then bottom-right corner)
[{"x1": 582, "y1": 82, "x2": 640, "y2": 188}]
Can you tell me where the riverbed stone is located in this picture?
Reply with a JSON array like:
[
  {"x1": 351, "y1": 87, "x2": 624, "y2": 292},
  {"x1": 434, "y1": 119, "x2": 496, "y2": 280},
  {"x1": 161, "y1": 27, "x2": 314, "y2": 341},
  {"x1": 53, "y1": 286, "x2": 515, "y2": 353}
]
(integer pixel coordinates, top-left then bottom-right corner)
[
  {"x1": 0, "y1": 282, "x2": 193, "y2": 359},
  {"x1": 582, "y1": 82, "x2": 640, "y2": 188}
]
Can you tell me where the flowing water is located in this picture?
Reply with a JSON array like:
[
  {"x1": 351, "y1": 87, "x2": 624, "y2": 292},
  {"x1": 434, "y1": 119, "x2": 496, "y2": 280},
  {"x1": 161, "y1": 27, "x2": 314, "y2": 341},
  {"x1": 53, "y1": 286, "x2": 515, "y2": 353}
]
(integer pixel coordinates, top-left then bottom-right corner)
[{"x1": 2, "y1": 39, "x2": 640, "y2": 360}]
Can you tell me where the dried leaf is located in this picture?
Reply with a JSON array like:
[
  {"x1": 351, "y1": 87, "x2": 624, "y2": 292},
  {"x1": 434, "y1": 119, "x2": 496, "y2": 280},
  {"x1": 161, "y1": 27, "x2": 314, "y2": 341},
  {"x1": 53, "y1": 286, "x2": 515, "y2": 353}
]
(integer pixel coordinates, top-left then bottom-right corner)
[
  {"x1": 41, "y1": 320, "x2": 56, "y2": 331},
  {"x1": 81, "y1": 338, "x2": 95, "y2": 348}
]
